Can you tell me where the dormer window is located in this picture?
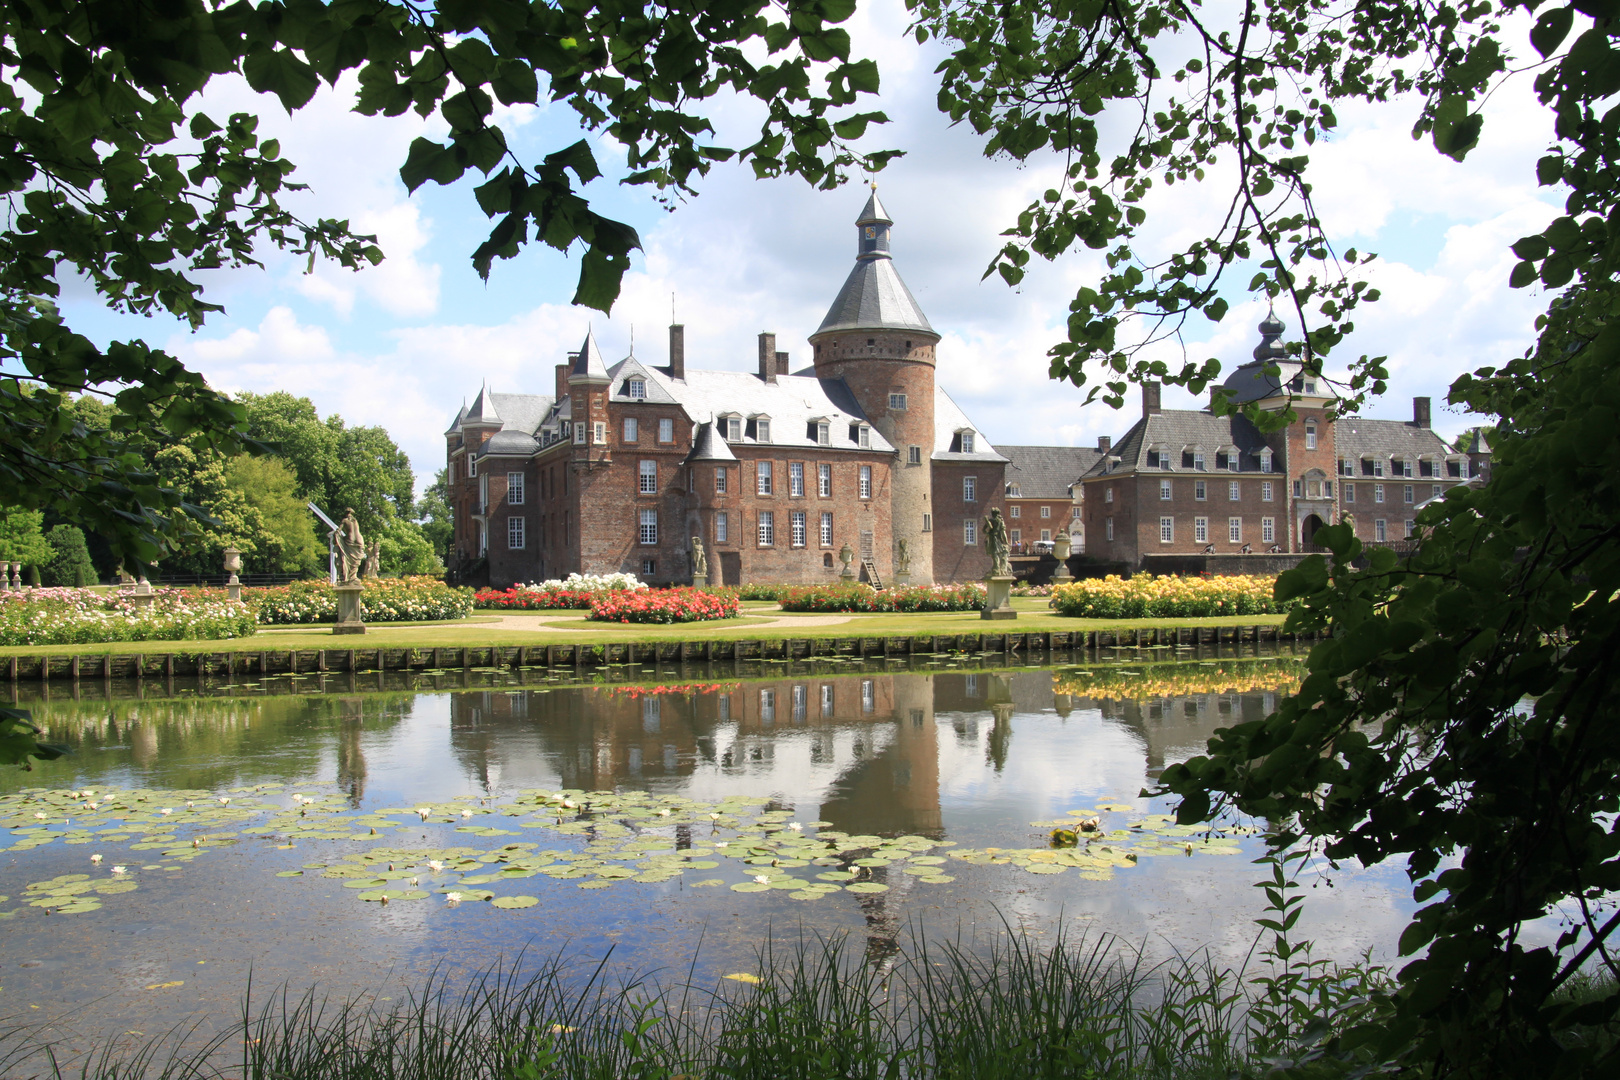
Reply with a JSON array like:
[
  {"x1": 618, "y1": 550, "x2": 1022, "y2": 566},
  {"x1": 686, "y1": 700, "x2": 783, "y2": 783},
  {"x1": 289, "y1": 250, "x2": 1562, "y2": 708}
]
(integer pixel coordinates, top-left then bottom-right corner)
[
  {"x1": 746, "y1": 416, "x2": 772, "y2": 443},
  {"x1": 960, "y1": 431, "x2": 976, "y2": 453},
  {"x1": 857, "y1": 425, "x2": 871, "y2": 448},
  {"x1": 721, "y1": 416, "x2": 742, "y2": 442},
  {"x1": 1259, "y1": 449, "x2": 1274, "y2": 473},
  {"x1": 1290, "y1": 375, "x2": 1305, "y2": 392},
  {"x1": 1306, "y1": 381, "x2": 1318, "y2": 394},
  {"x1": 626, "y1": 378, "x2": 646, "y2": 399},
  {"x1": 806, "y1": 420, "x2": 831, "y2": 445}
]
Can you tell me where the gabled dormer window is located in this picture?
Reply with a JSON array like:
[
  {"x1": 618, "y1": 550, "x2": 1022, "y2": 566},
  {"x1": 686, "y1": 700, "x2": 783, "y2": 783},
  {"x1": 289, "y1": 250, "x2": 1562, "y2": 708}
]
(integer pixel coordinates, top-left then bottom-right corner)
[
  {"x1": 807, "y1": 420, "x2": 831, "y2": 445},
  {"x1": 720, "y1": 416, "x2": 742, "y2": 442},
  {"x1": 626, "y1": 378, "x2": 646, "y2": 399},
  {"x1": 1259, "y1": 449, "x2": 1273, "y2": 473},
  {"x1": 754, "y1": 417, "x2": 772, "y2": 443},
  {"x1": 960, "y1": 431, "x2": 976, "y2": 453},
  {"x1": 857, "y1": 425, "x2": 870, "y2": 448}
]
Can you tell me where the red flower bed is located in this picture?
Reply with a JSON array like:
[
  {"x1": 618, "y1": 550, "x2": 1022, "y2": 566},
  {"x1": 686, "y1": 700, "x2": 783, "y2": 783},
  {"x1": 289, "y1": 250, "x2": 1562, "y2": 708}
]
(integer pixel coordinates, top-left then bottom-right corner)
[
  {"x1": 589, "y1": 587, "x2": 743, "y2": 624},
  {"x1": 474, "y1": 587, "x2": 595, "y2": 610}
]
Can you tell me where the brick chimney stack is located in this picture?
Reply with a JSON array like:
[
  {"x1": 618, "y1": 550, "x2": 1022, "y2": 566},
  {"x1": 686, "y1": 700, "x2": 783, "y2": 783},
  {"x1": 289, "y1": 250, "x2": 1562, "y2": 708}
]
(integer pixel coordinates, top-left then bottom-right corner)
[
  {"x1": 776, "y1": 350, "x2": 790, "y2": 376},
  {"x1": 557, "y1": 361, "x2": 572, "y2": 403},
  {"x1": 1143, "y1": 381, "x2": 1162, "y2": 417},
  {"x1": 668, "y1": 324, "x2": 685, "y2": 380},
  {"x1": 1414, "y1": 396, "x2": 1431, "y2": 429},
  {"x1": 758, "y1": 332, "x2": 777, "y2": 383},
  {"x1": 1098, "y1": 435, "x2": 1112, "y2": 454}
]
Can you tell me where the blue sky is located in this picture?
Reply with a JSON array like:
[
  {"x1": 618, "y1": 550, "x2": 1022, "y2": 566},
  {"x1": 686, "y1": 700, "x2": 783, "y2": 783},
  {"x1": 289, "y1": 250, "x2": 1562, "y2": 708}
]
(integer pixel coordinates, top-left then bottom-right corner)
[{"x1": 54, "y1": 1, "x2": 1562, "y2": 497}]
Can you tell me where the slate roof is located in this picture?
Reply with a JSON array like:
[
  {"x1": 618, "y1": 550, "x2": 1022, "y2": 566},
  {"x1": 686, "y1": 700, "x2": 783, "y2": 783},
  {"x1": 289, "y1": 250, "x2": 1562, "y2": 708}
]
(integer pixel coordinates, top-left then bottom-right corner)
[
  {"x1": 858, "y1": 190, "x2": 892, "y2": 225},
  {"x1": 933, "y1": 387, "x2": 1008, "y2": 463},
  {"x1": 1335, "y1": 418, "x2": 1456, "y2": 462},
  {"x1": 1000, "y1": 445, "x2": 1103, "y2": 499},
  {"x1": 685, "y1": 420, "x2": 737, "y2": 464},
  {"x1": 1462, "y1": 428, "x2": 1492, "y2": 454},
  {"x1": 1084, "y1": 409, "x2": 1274, "y2": 477},
  {"x1": 464, "y1": 383, "x2": 501, "y2": 425},
  {"x1": 466, "y1": 391, "x2": 556, "y2": 458},
  {"x1": 570, "y1": 326, "x2": 608, "y2": 381},
  {"x1": 814, "y1": 196, "x2": 935, "y2": 338},
  {"x1": 607, "y1": 353, "x2": 680, "y2": 405},
  {"x1": 443, "y1": 401, "x2": 467, "y2": 436}
]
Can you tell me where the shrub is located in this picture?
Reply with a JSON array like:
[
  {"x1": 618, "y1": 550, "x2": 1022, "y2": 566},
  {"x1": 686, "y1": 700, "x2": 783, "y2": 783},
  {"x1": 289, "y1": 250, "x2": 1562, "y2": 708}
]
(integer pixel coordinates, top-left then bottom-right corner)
[
  {"x1": 530, "y1": 572, "x2": 645, "y2": 593},
  {"x1": 589, "y1": 587, "x2": 742, "y2": 624},
  {"x1": 475, "y1": 586, "x2": 595, "y2": 610},
  {"x1": 777, "y1": 583, "x2": 986, "y2": 613},
  {"x1": 1049, "y1": 574, "x2": 1287, "y2": 618},
  {"x1": 42, "y1": 525, "x2": 98, "y2": 587},
  {"x1": 248, "y1": 576, "x2": 473, "y2": 624},
  {"x1": 0, "y1": 588, "x2": 256, "y2": 646}
]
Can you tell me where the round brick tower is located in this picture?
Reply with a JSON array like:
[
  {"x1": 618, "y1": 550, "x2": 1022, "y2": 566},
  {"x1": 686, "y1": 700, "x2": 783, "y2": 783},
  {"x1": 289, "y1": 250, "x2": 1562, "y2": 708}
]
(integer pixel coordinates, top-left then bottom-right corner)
[{"x1": 810, "y1": 191, "x2": 940, "y2": 584}]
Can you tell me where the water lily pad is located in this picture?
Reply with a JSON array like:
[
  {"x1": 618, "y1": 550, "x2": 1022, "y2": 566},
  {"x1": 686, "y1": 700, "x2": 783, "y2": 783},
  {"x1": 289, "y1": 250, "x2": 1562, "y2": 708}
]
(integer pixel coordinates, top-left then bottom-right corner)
[
  {"x1": 342, "y1": 878, "x2": 390, "y2": 889},
  {"x1": 688, "y1": 879, "x2": 725, "y2": 888},
  {"x1": 275, "y1": 870, "x2": 304, "y2": 878},
  {"x1": 683, "y1": 860, "x2": 719, "y2": 870},
  {"x1": 730, "y1": 882, "x2": 770, "y2": 893},
  {"x1": 844, "y1": 882, "x2": 889, "y2": 894},
  {"x1": 1024, "y1": 864, "x2": 1068, "y2": 875},
  {"x1": 577, "y1": 881, "x2": 613, "y2": 889},
  {"x1": 491, "y1": 895, "x2": 539, "y2": 909}
]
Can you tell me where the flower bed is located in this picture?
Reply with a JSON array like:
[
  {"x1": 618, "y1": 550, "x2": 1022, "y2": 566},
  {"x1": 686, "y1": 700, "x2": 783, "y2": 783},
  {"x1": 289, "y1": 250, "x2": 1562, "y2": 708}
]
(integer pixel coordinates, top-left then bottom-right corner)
[
  {"x1": 1011, "y1": 583, "x2": 1053, "y2": 597},
  {"x1": 248, "y1": 577, "x2": 473, "y2": 624},
  {"x1": 589, "y1": 587, "x2": 742, "y2": 624},
  {"x1": 1048, "y1": 574, "x2": 1287, "y2": 618},
  {"x1": 777, "y1": 583, "x2": 986, "y2": 613},
  {"x1": 1053, "y1": 657, "x2": 1305, "y2": 699},
  {"x1": 475, "y1": 586, "x2": 595, "y2": 610},
  {"x1": 0, "y1": 587, "x2": 257, "y2": 646}
]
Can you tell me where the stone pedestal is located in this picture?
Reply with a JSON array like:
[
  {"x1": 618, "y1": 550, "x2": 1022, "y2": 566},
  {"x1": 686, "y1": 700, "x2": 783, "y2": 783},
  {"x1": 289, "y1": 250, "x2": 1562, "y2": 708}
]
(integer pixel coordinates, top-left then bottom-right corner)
[
  {"x1": 840, "y1": 566, "x2": 856, "y2": 583},
  {"x1": 980, "y1": 574, "x2": 1017, "y2": 620},
  {"x1": 1051, "y1": 533, "x2": 1074, "y2": 585},
  {"x1": 226, "y1": 574, "x2": 242, "y2": 602},
  {"x1": 894, "y1": 570, "x2": 911, "y2": 588},
  {"x1": 128, "y1": 580, "x2": 155, "y2": 611},
  {"x1": 692, "y1": 573, "x2": 707, "y2": 588},
  {"x1": 333, "y1": 583, "x2": 367, "y2": 635}
]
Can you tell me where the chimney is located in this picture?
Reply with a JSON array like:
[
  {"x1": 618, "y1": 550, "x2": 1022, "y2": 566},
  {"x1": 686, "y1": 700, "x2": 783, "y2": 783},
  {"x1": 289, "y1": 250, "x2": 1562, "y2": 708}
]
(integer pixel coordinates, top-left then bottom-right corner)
[
  {"x1": 758, "y1": 332, "x2": 777, "y2": 383},
  {"x1": 1097, "y1": 436, "x2": 1112, "y2": 454},
  {"x1": 1143, "y1": 381, "x2": 1162, "y2": 417},
  {"x1": 776, "y1": 350, "x2": 790, "y2": 376},
  {"x1": 557, "y1": 361, "x2": 572, "y2": 403},
  {"x1": 1414, "y1": 396, "x2": 1431, "y2": 429},
  {"x1": 668, "y1": 324, "x2": 685, "y2": 380}
]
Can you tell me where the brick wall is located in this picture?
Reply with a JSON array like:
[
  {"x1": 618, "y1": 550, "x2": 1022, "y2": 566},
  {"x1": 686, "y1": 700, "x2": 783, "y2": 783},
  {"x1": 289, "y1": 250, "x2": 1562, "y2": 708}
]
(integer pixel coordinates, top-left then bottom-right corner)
[{"x1": 931, "y1": 459, "x2": 1003, "y2": 582}]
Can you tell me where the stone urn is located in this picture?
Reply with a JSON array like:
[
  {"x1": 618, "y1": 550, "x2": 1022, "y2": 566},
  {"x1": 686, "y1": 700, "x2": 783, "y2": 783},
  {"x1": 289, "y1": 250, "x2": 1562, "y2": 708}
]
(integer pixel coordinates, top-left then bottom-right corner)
[
  {"x1": 1051, "y1": 531, "x2": 1074, "y2": 585},
  {"x1": 223, "y1": 546, "x2": 243, "y2": 601}
]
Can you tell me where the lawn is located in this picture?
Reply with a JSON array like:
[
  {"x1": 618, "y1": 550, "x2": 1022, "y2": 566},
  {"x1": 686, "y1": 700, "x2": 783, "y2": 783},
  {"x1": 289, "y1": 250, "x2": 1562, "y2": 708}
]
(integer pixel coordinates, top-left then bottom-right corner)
[{"x1": 0, "y1": 596, "x2": 1290, "y2": 658}]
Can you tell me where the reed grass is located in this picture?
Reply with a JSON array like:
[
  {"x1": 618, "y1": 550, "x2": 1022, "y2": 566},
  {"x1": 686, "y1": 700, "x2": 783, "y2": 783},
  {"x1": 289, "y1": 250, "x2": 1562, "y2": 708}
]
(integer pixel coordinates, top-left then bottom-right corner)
[{"x1": 3, "y1": 927, "x2": 1256, "y2": 1080}]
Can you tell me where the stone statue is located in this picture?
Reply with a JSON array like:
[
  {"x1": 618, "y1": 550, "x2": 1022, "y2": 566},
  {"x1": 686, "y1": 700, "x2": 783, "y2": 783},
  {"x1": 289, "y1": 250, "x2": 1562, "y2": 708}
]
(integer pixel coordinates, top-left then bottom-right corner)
[
  {"x1": 896, "y1": 538, "x2": 910, "y2": 573},
  {"x1": 334, "y1": 508, "x2": 366, "y2": 584},
  {"x1": 985, "y1": 508, "x2": 1011, "y2": 576},
  {"x1": 690, "y1": 535, "x2": 707, "y2": 578},
  {"x1": 363, "y1": 540, "x2": 381, "y2": 578}
]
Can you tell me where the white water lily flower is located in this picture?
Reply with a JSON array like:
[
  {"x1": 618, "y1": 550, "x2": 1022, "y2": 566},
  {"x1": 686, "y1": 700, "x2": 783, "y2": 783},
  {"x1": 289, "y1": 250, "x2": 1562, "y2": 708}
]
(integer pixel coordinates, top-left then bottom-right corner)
[
  {"x1": 787, "y1": 822, "x2": 803, "y2": 831},
  {"x1": 446, "y1": 892, "x2": 463, "y2": 904},
  {"x1": 709, "y1": 813, "x2": 722, "y2": 821},
  {"x1": 561, "y1": 799, "x2": 576, "y2": 810},
  {"x1": 83, "y1": 790, "x2": 94, "y2": 797},
  {"x1": 753, "y1": 875, "x2": 771, "y2": 885},
  {"x1": 185, "y1": 801, "x2": 194, "y2": 808},
  {"x1": 410, "y1": 877, "x2": 420, "y2": 887},
  {"x1": 428, "y1": 860, "x2": 444, "y2": 872},
  {"x1": 715, "y1": 842, "x2": 729, "y2": 848},
  {"x1": 417, "y1": 807, "x2": 432, "y2": 819},
  {"x1": 111, "y1": 866, "x2": 127, "y2": 875},
  {"x1": 87, "y1": 802, "x2": 97, "y2": 810},
  {"x1": 33, "y1": 812, "x2": 45, "y2": 819},
  {"x1": 218, "y1": 797, "x2": 230, "y2": 805},
  {"x1": 657, "y1": 809, "x2": 672, "y2": 817},
  {"x1": 160, "y1": 808, "x2": 172, "y2": 815},
  {"x1": 90, "y1": 854, "x2": 102, "y2": 864},
  {"x1": 461, "y1": 809, "x2": 473, "y2": 818}
]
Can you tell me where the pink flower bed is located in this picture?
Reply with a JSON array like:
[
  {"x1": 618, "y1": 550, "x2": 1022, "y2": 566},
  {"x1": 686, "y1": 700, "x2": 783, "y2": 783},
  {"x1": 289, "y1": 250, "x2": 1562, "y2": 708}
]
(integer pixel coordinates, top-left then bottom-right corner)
[
  {"x1": 588, "y1": 588, "x2": 743, "y2": 624},
  {"x1": 475, "y1": 586, "x2": 595, "y2": 610}
]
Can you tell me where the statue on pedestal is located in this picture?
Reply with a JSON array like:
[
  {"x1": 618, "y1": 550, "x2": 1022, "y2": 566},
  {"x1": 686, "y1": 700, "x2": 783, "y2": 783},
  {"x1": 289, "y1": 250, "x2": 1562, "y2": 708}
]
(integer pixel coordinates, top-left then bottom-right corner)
[
  {"x1": 985, "y1": 508, "x2": 1012, "y2": 577},
  {"x1": 334, "y1": 509, "x2": 365, "y2": 585},
  {"x1": 690, "y1": 535, "x2": 707, "y2": 586},
  {"x1": 363, "y1": 540, "x2": 381, "y2": 579}
]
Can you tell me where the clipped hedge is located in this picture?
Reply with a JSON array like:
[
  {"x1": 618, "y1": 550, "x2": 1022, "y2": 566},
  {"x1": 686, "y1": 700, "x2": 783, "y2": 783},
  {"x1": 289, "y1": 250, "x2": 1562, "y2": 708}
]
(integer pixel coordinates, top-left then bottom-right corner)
[{"x1": 777, "y1": 583, "x2": 986, "y2": 613}]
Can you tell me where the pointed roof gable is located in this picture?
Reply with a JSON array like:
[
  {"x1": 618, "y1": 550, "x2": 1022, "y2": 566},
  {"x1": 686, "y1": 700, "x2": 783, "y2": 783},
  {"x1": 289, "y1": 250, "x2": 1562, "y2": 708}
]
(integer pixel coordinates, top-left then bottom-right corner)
[
  {"x1": 607, "y1": 354, "x2": 679, "y2": 404},
  {"x1": 570, "y1": 326, "x2": 609, "y2": 381},
  {"x1": 443, "y1": 400, "x2": 468, "y2": 436},
  {"x1": 857, "y1": 189, "x2": 892, "y2": 225},
  {"x1": 685, "y1": 420, "x2": 738, "y2": 464},
  {"x1": 813, "y1": 191, "x2": 936, "y2": 339},
  {"x1": 463, "y1": 383, "x2": 501, "y2": 425}
]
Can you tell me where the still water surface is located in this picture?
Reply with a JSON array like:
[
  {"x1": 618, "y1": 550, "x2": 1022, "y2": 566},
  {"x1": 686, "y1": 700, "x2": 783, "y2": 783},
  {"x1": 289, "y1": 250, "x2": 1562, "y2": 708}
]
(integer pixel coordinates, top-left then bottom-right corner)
[{"x1": 0, "y1": 652, "x2": 1415, "y2": 1057}]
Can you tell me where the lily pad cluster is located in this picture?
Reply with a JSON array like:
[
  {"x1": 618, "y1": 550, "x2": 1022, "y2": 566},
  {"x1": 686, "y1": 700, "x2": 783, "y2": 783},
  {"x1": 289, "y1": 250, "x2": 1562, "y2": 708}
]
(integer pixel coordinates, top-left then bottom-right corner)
[{"x1": 19, "y1": 872, "x2": 139, "y2": 914}]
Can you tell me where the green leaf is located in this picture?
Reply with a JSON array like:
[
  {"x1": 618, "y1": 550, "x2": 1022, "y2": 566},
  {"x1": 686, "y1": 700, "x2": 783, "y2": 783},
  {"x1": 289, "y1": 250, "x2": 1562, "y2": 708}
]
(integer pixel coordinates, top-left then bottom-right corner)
[{"x1": 242, "y1": 47, "x2": 321, "y2": 112}]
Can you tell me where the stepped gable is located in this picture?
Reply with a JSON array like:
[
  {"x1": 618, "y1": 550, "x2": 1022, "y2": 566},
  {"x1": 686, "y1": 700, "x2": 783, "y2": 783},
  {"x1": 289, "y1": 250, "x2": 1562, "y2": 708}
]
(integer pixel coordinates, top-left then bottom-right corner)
[
  {"x1": 932, "y1": 386, "x2": 1007, "y2": 462},
  {"x1": 999, "y1": 445, "x2": 1104, "y2": 498}
]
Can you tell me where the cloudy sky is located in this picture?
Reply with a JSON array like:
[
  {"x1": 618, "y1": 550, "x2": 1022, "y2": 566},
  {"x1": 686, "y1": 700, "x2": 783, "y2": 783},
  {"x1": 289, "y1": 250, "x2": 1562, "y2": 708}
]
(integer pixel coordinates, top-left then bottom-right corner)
[{"x1": 58, "y1": 1, "x2": 1560, "y2": 497}]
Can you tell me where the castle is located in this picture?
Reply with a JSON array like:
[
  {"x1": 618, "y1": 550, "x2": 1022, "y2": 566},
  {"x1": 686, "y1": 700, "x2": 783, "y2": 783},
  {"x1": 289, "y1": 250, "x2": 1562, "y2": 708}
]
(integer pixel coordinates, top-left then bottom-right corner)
[{"x1": 444, "y1": 193, "x2": 1007, "y2": 588}]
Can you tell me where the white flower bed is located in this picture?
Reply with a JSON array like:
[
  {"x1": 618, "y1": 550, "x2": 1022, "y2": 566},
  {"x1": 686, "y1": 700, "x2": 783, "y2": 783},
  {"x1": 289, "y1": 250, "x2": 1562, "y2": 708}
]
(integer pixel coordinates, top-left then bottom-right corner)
[{"x1": 519, "y1": 572, "x2": 645, "y2": 593}]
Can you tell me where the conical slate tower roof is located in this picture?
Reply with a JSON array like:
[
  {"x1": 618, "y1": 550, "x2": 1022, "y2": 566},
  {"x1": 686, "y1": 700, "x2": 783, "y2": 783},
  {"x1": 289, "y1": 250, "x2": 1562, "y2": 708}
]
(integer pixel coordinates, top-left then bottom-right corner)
[
  {"x1": 570, "y1": 326, "x2": 608, "y2": 380},
  {"x1": 685, "y1": 420, "x2": 737, "y2": 464},
  {"x1": 464, "y1": 383, "x2": 501, "y2": 424},
  {"x1": 814, "y1": 189, "x2": 935, "y2": 338}
]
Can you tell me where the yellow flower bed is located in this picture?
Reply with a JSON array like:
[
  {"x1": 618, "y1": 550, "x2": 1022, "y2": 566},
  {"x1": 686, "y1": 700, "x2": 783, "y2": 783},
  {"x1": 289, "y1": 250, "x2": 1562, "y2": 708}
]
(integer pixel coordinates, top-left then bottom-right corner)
[
  {"x1": 1053, "y1": 658, "x2": 1304, "y2": 699},
  {"x1": 1049, "y1": 574, "x2": 1287, "y2": 618}
]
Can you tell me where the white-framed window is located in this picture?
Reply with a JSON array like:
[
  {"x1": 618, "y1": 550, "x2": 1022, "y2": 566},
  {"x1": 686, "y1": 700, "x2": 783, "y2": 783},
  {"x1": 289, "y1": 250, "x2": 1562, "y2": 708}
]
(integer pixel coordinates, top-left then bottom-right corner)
[
  {"x1": 469, "y1": 456, "x2": 478, "y2": 477},
  {"x1": 1294, "y1": 480, "x2": 1303, "y2": 497},
  {"x1": 715, "y1": 467, "x2": 727, "y2": 494},
  {"x1": 964, "y1": 519, "x2": 978, "y2": 545},
  {"x1": 922, "y1": 513, "x2": 932, "y2": 532},
  {"x1": 627, "y1": 378, "x2": 646, "y2": 399},
  {"x1": 1010, "y1": 505, "x2": 1021, "y2": 518},
  {"x1": 1229, "y1": 517, "x2": 1242, "y2": 543},
  {"x1": 820, "y1": 512, "x2": 833, "y2": 546},
  {"x1": 1261, "y1": 481, "x2": 1273, "y2": 502},
  {"x1": 818, "y1": 463, "x2": 831, "y2": 496},
  {"x1": 1261, "y1": 517, "x2": 1275, "y2": 543},
  {"x1": 907, "y1": 445, "x2": 921, "y2": 464},
  {"x1": 508, "y1": 516, "x2": 526, "y2": 549},
  {"x1": 638, "y1": 508, "x2": 657, "y2": 545},
  {"x1": 642, "y1": 557, "x2": 656, "y2": 576},
  {"x1": 1072, "y1": 505, "x2": 1082, "y2": 520},
  {"x1": 857, "y1": 425, "x2": 870, "y2": 448},
  {"x1": 1227, "y1": 453, "x2": 1240, "y2": 472},
  {"x1": 859, "y1": 465, "x2": 872, "y2": 499},
  {"x1": 1194, "y1": 517, "x2": 1208, "y2": 543},
  {"x1": 791, "y1": 510, "x2": 807, "y2": 547},
  {"x1": 639, "y1": 460, "x2": 657, "y2": 494},
  {"x1": 1375, "y1": 519, "x2": 1387, "y2": 542},
  {"x1": 1305, "y1": 424, "x2": 1317, "y2": 450},
  {"x1": 1105, "y1": 487, "x2": 1114, "y2": 503},
  {"x1": 760, "y1": 688, "x2": 776, "y2": 723},
  {"x1": 723, "y1": 417, "x2": 742, "y2": 441},
  {"x1": 622, "y1": 417, "x2": 638, "y2": 442},
  {"x1": 1040, "y1": 528, "x2": 1051, "y2": 543},
  {"x1": 571, "y1": 422, "x2": 585, "y2": 445},
  {"x1": 789, "y1": 462, "x2": 804, "y2": 497},
  {"x1": 792, "y1": 684, "x2": 807, "y2": 722},
  {"x1": 1259, "y1": 449, "x2": 1273, "y2": 473},
  {"x1": 1404, "y1": 484, "x2": 1414, "y2": 504},
  {"x1": 758, "y1": 511, "x2": 775, "y2": 546},
  {"x1": 963, "y1": 476, "x2": 977, "y2": 501},
  {"x1": 757, "y1": 461, "x2": 773, "y2": 495},
  {"x1": 816, "y1": 422, "x2": 830, "y2": 446},
  {"x1": 1432, "y1": 484, "x2": 1443, "y2": 499},
  {"x1": 889, "y1": 392, "x2": 907, "y2": 409},
  {"x1": 1105, "y1": 516, "x2": 1114, "y2": 541},
  {"x1": 715, "y1": 511, "x2": 729, "y2": 543},
  {"x1": 593, "y1": 421, "x2": 606, "y2": 444},
  {"x1": 820, "y1": 684, "x2": 834, "y2": 717},
  {"x1": 1325, "y1": 480, "x2": 1333, "y2": 498},
  {"x1": 1228, "y1": 481, "x2": 1239, "y2": 501},
  {"x1": 1400, "y1": 458, "x2": 1413, "y2": 477},
  {"x1": 1039, "y1": 505, "x2": 1050, "y2": 518},
  {"x1": 507, "y1": 472, "x2": 525, "y2": 505},
  {"x1": 1160, "y1": 480, "x2": 1172, "y2": 500},
  {"x1": 1011, "y1": 528, "x2": 1022, "y2": 544},
  {"x1": 1160, "y1": 516, "x2": 1174, "y2": 543},
  {"x1": 1374, "y1": 483, "x2": 1385, "y2": 504},
  {"x1": 1195, "y1": 480, "x2": 1207, "y2": 501},
  {"x1": 960, "y1": 431, "x2": 976, "y2": 453},
  {"x1": 658, "y1": 417, "x2": 674, "y2": 443},
  {"x1": 1193, "y1": 452, "x2": 1206, "y2": 471},
  {"x1": 1346, "y1": 483, "x2": 1356, "y2": 503},
  {"x1": 1405, "y1": 519, "x2": 1416, "y2": 538}
]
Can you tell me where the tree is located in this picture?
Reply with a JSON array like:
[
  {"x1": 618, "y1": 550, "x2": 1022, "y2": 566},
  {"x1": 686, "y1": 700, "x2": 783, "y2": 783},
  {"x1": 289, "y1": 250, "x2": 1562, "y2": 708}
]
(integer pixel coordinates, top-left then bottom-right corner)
[
  {"x1": 904, "y1": 0, "x2": 1620, "y2": 1074},
  {"x1": 0, "y1": 506, "x2": 50, "y2": 570},
  {"x1": 43, "y1": 525, "x2": 97, "y2": 586},
  {"x1": 151, "y1": 442, "x2": 281, "y2": 576},
  {"x1": 377, "y1": 519, "x2": 444, "y2": 576},
  {"x1": 1, "y1": 0, "x2": 889, "y2": 569},
  {"x1": 225, "y1": 455, "x2": 322, "y2": 573},
  {"x1": 417, "y1": 469, "x2": 454, "y2": 564}
]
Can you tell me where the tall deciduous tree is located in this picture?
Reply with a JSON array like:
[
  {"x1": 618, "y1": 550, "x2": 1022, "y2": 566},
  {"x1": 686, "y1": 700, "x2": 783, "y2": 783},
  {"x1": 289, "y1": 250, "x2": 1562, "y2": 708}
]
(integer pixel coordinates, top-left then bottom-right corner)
[{"x1": 0, "y1": 0, "x2": 889, "y2": 569}]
